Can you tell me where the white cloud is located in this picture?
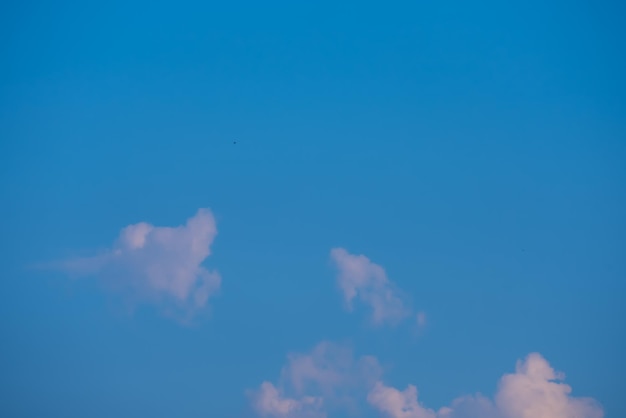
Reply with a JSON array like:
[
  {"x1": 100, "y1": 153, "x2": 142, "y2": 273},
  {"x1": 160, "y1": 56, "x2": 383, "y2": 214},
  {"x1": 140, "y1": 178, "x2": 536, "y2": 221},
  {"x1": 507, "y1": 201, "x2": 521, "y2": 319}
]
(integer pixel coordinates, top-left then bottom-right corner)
[
  {"x1": 252, "y1": 382, "x2": 325, "y2": 418},
  {"x1": 330, "y1": 248, "x2": 411, "y2": 326},
  {"x1": 282, "y1": 342, "x2": 351, "y2": 396},
  {"x1": 57, "y1": 208, "x2": 221, "y2": 319},
  {"x1": 368, "y1": 382, "x2": 436, "y2": 418},
  {"x1": 250, "y1": 341, "x2": 382, "y2": 417},
  {"x1": 252, "y1": 343, "x2": 602, "y2": 418},
  {"x1": 368, "y1": 353, "x2": 604, "y2": 418},
  {"x1": 282, "y1": 341, "x2": 382, "y2": 396},
  {"x1": 436, "y1": 394, "x2": 499, "y2": 418},
  {"x1": 493, "y1": 353, "x2": 604, "y2": 418}
]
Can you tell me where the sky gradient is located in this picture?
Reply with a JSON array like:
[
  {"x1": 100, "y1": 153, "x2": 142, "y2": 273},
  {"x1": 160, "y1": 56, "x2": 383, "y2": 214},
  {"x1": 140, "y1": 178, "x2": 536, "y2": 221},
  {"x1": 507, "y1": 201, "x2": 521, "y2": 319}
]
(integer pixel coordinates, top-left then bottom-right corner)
[{"x1": 1, "y1": 0, "x2": 625, "y2": 417}]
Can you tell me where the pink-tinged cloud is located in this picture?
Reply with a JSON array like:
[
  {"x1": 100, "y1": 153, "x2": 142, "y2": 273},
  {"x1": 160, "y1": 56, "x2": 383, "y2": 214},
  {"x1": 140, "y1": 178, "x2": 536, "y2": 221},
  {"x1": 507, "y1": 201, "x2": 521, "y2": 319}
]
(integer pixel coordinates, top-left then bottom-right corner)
[
  {"x1": 369, "y1": 353, "x2": 604, "y2": 418},
  {"x1": 282, "y1": 341, "x2": 382, "y2": 397},
  {"x1": 250, "y1": 341, "x2": 382, "y2": 417},
  {"x1": 368, "y1": 382, "x2": 436, "y2": 418},
  {"x1": 252, "y1": 382, "x2": 325, "y2": 418},
  {"x1": 330, "y1": 248, "x2": 411, "y2": 326},
  {"x1": 493, "y1": 353, "x2": 604, "y2": 418},
  {"x1": 57, "y1": 208, "x2": 221, "y2": 319}
]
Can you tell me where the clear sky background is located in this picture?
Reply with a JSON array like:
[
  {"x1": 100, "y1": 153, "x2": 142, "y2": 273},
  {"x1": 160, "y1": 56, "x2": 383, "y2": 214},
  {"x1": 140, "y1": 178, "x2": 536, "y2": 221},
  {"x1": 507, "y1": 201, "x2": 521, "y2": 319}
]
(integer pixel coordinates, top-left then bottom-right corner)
[{"x1": 1, "y1": 0, "x2": 624, "y2": 417}]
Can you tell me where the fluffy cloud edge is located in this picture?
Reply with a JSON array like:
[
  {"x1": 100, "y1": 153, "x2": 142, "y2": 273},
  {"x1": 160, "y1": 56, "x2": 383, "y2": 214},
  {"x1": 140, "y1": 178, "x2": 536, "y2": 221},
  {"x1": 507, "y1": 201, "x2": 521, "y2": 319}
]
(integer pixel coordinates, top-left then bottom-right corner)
[
  {"x1": 368, "y1": 352, "x2": 604, "y2": 418},
  {"x1": 53, "y1": 208, "x2": 221, "y2": 321},
  {"x1": 250, "y1": 343, "x2": 603, "y2": 418},
  {"x1": 330, "y1": 248, "x2": 413, "y2": 326}
]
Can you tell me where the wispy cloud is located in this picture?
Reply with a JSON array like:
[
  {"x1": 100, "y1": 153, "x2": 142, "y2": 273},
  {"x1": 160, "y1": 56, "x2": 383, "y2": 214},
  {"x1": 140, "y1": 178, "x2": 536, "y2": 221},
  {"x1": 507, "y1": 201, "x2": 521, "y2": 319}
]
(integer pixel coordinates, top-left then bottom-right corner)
[
  {"x1": 416, "y1": 311, "x2": 427, "y2": 329},
  {"x1": 369, "y1": 352, "x2": 604, "y2": 418},
  {"x1": 250, "y1": 341, "x2": 382, "y2": 417},
  {"x1": 252, "y1": 382, "x2": 325, "y2": 418},
  {"x1": 330, "y1": 248, "x2": 412, "y2": 326},
  {"x1": 54, "y1": 208, "x2": 221, "y2": 320}
]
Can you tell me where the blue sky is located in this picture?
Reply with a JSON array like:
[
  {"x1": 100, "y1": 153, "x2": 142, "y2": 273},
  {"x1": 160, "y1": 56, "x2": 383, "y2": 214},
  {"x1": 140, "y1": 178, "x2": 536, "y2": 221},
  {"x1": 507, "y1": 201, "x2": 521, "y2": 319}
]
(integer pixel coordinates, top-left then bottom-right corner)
[{"x1": 1, "y1": 0, "x2": 624, "y2": 417}]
